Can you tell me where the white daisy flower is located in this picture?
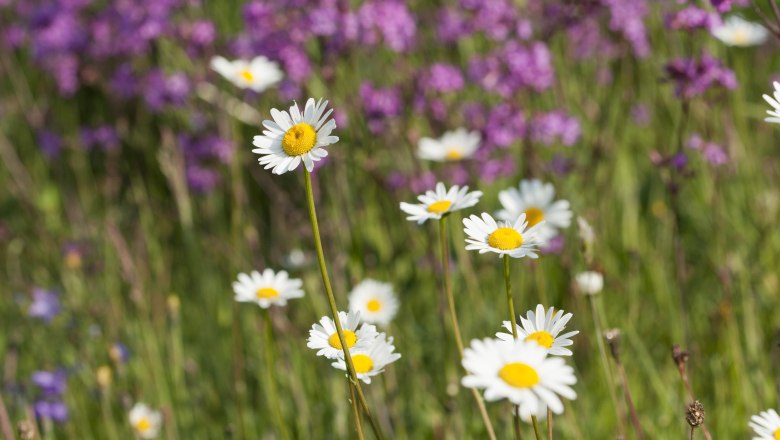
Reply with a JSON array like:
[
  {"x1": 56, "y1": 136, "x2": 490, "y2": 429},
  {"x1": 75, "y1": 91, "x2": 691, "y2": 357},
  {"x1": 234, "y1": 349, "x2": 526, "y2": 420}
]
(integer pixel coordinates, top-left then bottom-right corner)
[
  {"x1": 331, "y1": 333, "x2": 401, "y2": 384},
  {"x1": 210, "y1": 55, "x2": 284, "y2": 92},
  {"x1": 763, "y1": 82, "x2": 780, "y2": 125},
  {"x1": 463, "y1": 212, "x2": 544, "y2": 259},
  {"x1": 417, "y1": 128, "x2": 481, "y2": 162},
  {"x1": 400, "y1": 182, "x2": 483, "y2": 224},
  {"x1": 712, "y1": 16, "x2": 768, "y2": 47},
  {"x1": 749, "y1": 409, "x2": 780, "y2": 440},
  {"x1": 307, "y1": 311, "x2": 379, "y2": 359},
  {"x1": 348, "y1": 279, "x2": 399, "y2": 326},
  {"x1": 252, "y1": 98, "x2": 338, "y2": 174},
  {"x1": 232, "y1": 269, "x2": 304, "y2": 309},
  {"x1": 462, "y1": 338, "x2": 577, "y2": 420},
  {"x1": 575, "y1": 271, "x2": 603, "y2": 296},
  {"x1": 497, "y1": 304, "x2": 579, "y2": 356},
  {"x1": 129, "y1": 403, "x2": 162, "y2": 439},
  {"x1": 497, "y1": 179, "x2": 572, "y2": 245}
]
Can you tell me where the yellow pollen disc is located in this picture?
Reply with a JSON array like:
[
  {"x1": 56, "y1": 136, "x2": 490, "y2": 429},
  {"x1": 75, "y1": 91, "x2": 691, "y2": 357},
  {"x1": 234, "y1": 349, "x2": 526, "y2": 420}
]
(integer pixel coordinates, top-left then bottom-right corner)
[
  {"x1": 255, "y1": 287, "x2": 279, "y2": 299},
  {"x1": 367, "y1": 299, "x2": 382, "y2": 312},
  {"x1": 525, "y1": 331, "x2": 554, "y2": 348},
  {"x1": 524, "y1": 207, "x2": 544, "y2": 228},
  {"x1": 427, "y1": 200, "x2": 452, "y2": 214},
  {"x1": 498, "y1": 362, "x2": 540, "y2": 388},
  {"x1": 445, "y1": 149, "x2": 463, "y2": 160},
  {"x1": 282, "y1": 123, "x2": 317, "y2": 156},
  {"x1": 733, "y1": 30, "x2": 748, "y2": 45},
  {"x1": 134, "y1": 418, "x2": 151, "y2": 433},
  {"x1": 487, "y1": 227, "x2": 523, "y2": 250},
  {"x1": 352, "y1": 354, "x2": 374, "y2": 373},
  {"x1": 328, "y1": 330, "x2": 357, "y2": 349},
  {"x1": 773, "y1": 429, "x2": 780, "y2": 440},
  {"x1": 240, "y1": 69, "x2": 254, "y2": 82}
]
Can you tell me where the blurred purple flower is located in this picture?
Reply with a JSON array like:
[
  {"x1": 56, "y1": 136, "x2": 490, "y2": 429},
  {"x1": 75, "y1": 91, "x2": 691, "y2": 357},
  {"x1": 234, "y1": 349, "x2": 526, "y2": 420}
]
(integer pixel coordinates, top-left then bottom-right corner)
[
  {"x1": 410, "y1": 172, "x2": 437, "y2": 194},
  {"x1": 469, "y1": 41, "x2": 555, "y2": 96},
  {"x1": 360, "y1": 82, "x2": 402, "y2": 134},
  {"x1": 437, "y1": 7, "x2": 470, "y2": 42},
  {"x1": 665, "y1": 54, "x2": 737, "y2": 99},
  {"x1": 484, "y1": 104, "x2": 526, "y2": 148},
  {"x1": 541, "y1": 235, "x2": 565, "y2": 255},
  {"x1": 186, "y1": 164, "x2": 221, "y2": 193},
  {"x1": 666, "y1": 6, "x2": 721, "y2": 31},
  {"x1": 32, "y1": 370, "x2": 67, "y2": 396},
  {"x1": 687, "y1": 133, "x2": 729, "y2": 166},
  {"x1": 34, "y1": 401, "x2": 68, "y2": 423},
  {"x1": 530, "y1": 111, "x2": 581, "y2": 147},
  {"x1": 419, "y1": 63, "x2": 464, "y2": 93},
  {"x1": 710, "y1": 0, "x2": 749, "y2": 13},
  {"x1": 631, "y1": 103, "x2": 651, "y2": 126},
  {"x1": 80, "y1": 125, "x2": 119, "y2": 151},
  {"x1": 549, "y1": 155, "x2": 574, "y2": 175},
  {"x1": 603, "y1": 0, "x2": 651, "y2": 57},
  {"x1": 109, "y1": 342, "x2": 130, "y2": 364},
  {"x1": 37, "y1": 130, "x2": 62, "y2": 159},
  {"x1": 357, "y1": 0, "x2": 416, "y2": 52},
  {"x1": 28, "y1": 288, "x2": 61, "y2": 322}
]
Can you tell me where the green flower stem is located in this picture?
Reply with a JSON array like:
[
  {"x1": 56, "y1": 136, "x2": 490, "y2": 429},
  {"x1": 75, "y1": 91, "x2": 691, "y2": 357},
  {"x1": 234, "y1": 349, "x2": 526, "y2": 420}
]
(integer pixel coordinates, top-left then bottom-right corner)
[
  {"x1": 303, "y1": 169, "x2": 384, "y2": 440},
  {"x1": 587, "y1": 294, "x2": 625, "y2": 437},
  {"x1": 502, "y1": 254, "x2": 522, "y2": 440},
  {"x1": 438, "y1": 215, "x2": 497, "y2": 440},
  {"x1": 350, "y1": 383, "x2": 366, "y2": 440},
  {"x1": 531, "y1": 416, "x2": 543, "y2": 440},
  {"x1": 263, "y1": 310, "x2": 291, "y2": 440}
]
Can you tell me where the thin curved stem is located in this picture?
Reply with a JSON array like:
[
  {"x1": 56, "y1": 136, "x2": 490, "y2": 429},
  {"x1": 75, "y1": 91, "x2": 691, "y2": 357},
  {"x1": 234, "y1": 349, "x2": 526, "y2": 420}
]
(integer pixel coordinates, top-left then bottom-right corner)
[
  {"x1": 587, "y1": 295, "x2": 625, "y2": 438},
  {"x1": 303, "y1": 169, "x2": 384, "y2": 440},
  {"x1": 547, "y1": 408, "x2": 552, "y2": 440},
  {"x1": 438, "y1": 216, "x2": 497, "y2": 440}
]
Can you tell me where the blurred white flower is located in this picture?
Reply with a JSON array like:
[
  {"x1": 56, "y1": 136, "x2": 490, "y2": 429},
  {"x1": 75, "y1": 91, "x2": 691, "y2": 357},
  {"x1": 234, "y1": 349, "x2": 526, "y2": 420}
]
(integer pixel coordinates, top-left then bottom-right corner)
[
  {"x1": 210, "y1": 55, "x2": 284, "y2": 91},
  {"x1": 307, "y1": 311, "x2": 378, "y2": 359},
  {"x1": 129, "y1": 403, "x2": 162, "y2": 439},
  {"x1": 348, "y1": 279, "x2": 399, "y2": 326},
  {"x1": 763, "y1": 82, "x2": 780, "y2": 125},
  {"x1": 417, "y1": 128, "x2": 481, "y2": 161},
  {"x1": 331, "y1": 333, "x2": 401, "y2": 384},
  {"x1": 712, "y1": 16, "x2": 768, "y2": 47},
  {"x1": 497, "y1": 179, "x2": 572, "y2": 245},
  {"x1": 749, "y1": 408, "x2": 780, "y2": 439},
  {"x1": 575, "y1": 271, "x2": 604, "y2": 296},
  {"x1": 232, "y1": 269, "x2": 304, "y2": 308}
]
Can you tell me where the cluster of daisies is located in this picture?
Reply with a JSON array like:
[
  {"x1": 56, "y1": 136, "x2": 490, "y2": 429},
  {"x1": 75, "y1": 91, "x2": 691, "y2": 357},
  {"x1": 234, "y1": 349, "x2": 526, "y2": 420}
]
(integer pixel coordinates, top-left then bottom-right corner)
[
  {"x1": 399, "y1": 158, "x2": 582, "y2": 418},
  {"x1": 231, "y1": 267, "x2": 401, "y2": 383}
]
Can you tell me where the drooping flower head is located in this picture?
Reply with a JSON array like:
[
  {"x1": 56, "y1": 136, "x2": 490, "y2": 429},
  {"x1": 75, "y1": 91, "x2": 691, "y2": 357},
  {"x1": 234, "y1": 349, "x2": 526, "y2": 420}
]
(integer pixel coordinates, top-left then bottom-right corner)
[
  {"x1": 232, "y1": 269, "x2": 305, "y2": 309},
  {"x1": 463, "y1": 212, "x2": 544, "y2": 259},
  {"x1": 252, "y1": 98, "x2": 338, "y2": 174},
  {"x1": 417, "y1": 128, "x2": 481, "y2": 162},
  {"x1": 400, "y1": 182, "x2": 482, "y2": 224},
  {"x1": 348, "y1": 279, "x2": 399, "y2": 326},
  {"x1": 496, "y1": 304, "x2": 580, "y2": 356},
  {"x1": 496, "y1": 180, "x2": 572, "y2": 245},
  {"x1": 307, "y1": 311, "x2": 379, "y2": 359},
  {"x1": 210, "y1": 55, "x2": 284, "y2": 91},
  {"x1": 331, "y1": 333, "x2": 401, "y2": 384},
  {"x1": 462, "y1": 338, "x2": 577, "y2": 420},
  {"x1": 129, "y1": 403, "x2": 163, "y2": 439}
]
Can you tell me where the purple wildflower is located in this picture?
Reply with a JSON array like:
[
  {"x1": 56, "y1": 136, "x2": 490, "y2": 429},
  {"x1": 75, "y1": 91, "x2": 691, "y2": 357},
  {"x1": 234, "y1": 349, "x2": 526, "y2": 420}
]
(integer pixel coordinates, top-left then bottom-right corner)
[
  {"x1": 530, "y1": 111, "x2": 581, "y2": 147},
  {"x1": 666, "y1": 6, "x2": 721, "y2": 31},
  {"x1": 665, "y1": 53, "x2": 737, "y2": 99},
  {"x1": 360, "y1": 82, "x2": 402, "y2": 134},
  {"x1": 28, "y1": 288, "x2": 61, "y2": 322},
  {"x1": 37, "y1": 130, "x2": 62, "y2": 159},
  {"x1": 419, "y1": 63, "x2": 464, "y2": 93},
  {"x1": 357, "y1": 0, "x2": 416, "y2": 52},
  {"x1": 80, "y1": 125, "x2": 119, "y2": 151}
]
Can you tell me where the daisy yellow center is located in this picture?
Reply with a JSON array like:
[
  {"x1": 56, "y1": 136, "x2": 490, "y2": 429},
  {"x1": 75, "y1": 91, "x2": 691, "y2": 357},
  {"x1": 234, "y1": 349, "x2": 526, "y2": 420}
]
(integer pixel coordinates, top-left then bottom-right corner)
[
  {"x1": 282, "y1": 123, "x2": 317, "y2": 156},
  {"x1": 134, "y1": 418, "x2": 151, "y2": 433},
  {"x1": 487, "y1": 227, "x2": 523, "y2": 250},
  {"x1": 352, "y1": 354, "x2": 374, "y2": 373},
  {"x1": 524, "y1": 207, "x2": 544, "y2": 228},
  {"x1": 328, "y1": 330, "x2": 357, "y2": 349},
  {"x1": 525, "y1": 331, "x2": 554, "y2": 348},
  {"x1": 773, "y1": 429, "x2": 780, "y2": 440},
  {"x1": 367, "y1": 299, "x2": 382, "y2": 312},
  {"x1": 732, "y1": 30, "x2": 748, "y2": 45},
  {"x1": 445, "y1": 149, "x2": 463, "y2": 160},
  {"x1": 427, "y1": 200, "x2": 452, "y2": 214},
  {"x1": 255, "y1": 287, "x2": 279, "y2": 299},
  {"x1": 240, "y1": 69, "x2": 254, "y2": 82},
  {"x1": 499, "y1": 362, "x2": 539, "y2": 388}
]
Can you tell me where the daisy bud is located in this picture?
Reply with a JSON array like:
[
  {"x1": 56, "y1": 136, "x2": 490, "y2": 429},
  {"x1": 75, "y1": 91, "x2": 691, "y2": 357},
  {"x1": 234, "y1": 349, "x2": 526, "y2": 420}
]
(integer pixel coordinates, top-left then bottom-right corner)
[{"x1": 575, "y1": 271, "x2": 603, "y2": 295}]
